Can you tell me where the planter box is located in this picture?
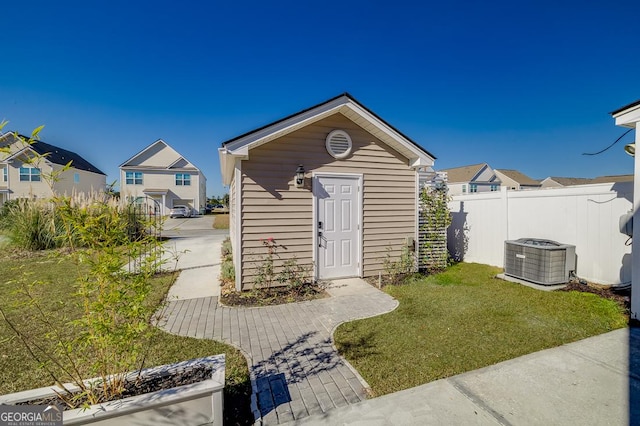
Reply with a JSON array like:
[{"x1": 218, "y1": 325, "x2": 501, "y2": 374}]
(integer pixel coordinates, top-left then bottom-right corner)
[{"x1": 0, "y1": 354, "x2": 225, "y2": 426}]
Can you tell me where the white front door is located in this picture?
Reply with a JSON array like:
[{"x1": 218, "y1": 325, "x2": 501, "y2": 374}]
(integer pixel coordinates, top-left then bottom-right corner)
[{"x1": 315, "y1": 175, "x2": 360, "y2": 279}]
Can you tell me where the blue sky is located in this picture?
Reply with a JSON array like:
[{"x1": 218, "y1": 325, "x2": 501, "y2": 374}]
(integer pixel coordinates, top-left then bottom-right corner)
[{"x1": 1, "y1": 0, "x2": 638, "y2": 196}]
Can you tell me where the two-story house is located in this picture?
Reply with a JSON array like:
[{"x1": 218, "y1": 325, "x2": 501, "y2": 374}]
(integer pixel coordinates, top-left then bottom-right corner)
[
  {"x1": 440, "y1": 163, "x2": 501, "y2": 196},
  {"x1": 0, "y1": 132, "x2": 106, "y2": 206},
  {"x1": 494, "y1": 169, "x2": 541, "y2": 190},
  {"x1": 119, "y1": 139, "x2": 206, "y2": 216}
]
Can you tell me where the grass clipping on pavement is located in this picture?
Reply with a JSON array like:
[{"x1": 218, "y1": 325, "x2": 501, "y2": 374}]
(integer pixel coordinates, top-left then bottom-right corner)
[{"x1": 334, "y1": 263, "x2": 627, "y2": 397}]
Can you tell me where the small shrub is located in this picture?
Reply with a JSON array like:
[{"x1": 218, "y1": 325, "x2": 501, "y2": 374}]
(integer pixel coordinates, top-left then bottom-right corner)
[
  {"x1": 221, "y1": 238, "x2": 232, "y2": 261},
  {"x1": 277, "y1": 257, "x2": 313, "y2": 295},
  {"x1": 221, "y1": 262, "x2": 235, "y2": 284},
  {"x1": 383, "y1": 246, "x2": 416, "y2": 285},
  {"x1": 219, "y1": 237, "x2": 235, "y2": 286},
  {"x1": 253, "y1": 237, "x2": 278, "y2": 290}
]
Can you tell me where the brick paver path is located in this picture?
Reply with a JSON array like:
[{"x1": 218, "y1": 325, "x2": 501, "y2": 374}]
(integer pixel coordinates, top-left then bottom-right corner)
[{"x1": 159, "y1": 279, "x2": 398, "y2": 424}]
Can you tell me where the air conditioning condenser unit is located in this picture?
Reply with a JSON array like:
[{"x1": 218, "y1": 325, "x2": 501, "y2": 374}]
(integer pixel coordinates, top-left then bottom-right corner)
[{"x1": 504, "y1": 238, "x2": 576, "y2": 285}]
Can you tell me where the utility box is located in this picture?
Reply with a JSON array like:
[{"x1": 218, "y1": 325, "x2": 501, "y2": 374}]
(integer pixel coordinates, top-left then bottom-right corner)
[{"x1": 504, "y1": 238, "x2": 576, "y2": 285}]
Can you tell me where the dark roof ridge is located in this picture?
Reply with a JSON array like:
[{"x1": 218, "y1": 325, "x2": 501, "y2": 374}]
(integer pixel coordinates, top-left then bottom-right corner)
[
  {"x1": 11, "y1": 133, "x2": 105, "y2": 175},
  {"x1": 221, "y1": 92, "x2": 436, "y2": 159}
]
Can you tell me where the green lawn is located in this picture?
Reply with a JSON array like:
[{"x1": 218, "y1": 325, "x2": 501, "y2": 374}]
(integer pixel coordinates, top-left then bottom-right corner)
[
  {"x1": 0, "y1": 249, "x2": 252, "y2": 425},
  {"x1": 334, "y1": 263, "x2": 627, "y2": 397}
]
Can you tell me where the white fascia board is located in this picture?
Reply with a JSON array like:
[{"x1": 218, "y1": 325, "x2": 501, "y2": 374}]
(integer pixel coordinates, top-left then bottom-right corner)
[
  {"x1": 342, "y1": 103, "x2": 434, "y2": 167},
  {"x1": 223, "y1": 95, "x2": 435, "y2": 169},
  {"x1": 409, "y1": 157, "x2": 435, "y2": 168},
  {"x1": 219, "y1": 148, "x2": 243, "y2": 186},
  {"x1": 4, "y1": 146, "x2": 51, "y2": 165},
  {"x1": 167, "y1": 156, "x2": 185, "y2": 169},
  {"x1": 469, "y1": 163, "x2": 490, "y2": 182},
  {"x1": 223, "y1": 97, "x2": 349, "y2": 154},
  {"x1": 614, "y1": 105, "x2": 640, "y2": 127}
]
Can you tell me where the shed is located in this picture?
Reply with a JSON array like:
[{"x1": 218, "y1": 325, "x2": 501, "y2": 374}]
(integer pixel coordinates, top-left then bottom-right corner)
[{"x1": 218, "y1": 93, "x2": 436, "y2": 290}]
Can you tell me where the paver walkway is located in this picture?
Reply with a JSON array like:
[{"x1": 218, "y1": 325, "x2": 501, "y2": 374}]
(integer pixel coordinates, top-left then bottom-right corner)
[{"x1": 159, "y1": 278, "x2": 398, "y2": 425}]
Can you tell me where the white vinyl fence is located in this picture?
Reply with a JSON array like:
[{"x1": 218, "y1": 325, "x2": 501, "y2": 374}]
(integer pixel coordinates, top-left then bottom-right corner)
[{"x1": 448, "y1": 182, "x2": 633, "y2": 285}]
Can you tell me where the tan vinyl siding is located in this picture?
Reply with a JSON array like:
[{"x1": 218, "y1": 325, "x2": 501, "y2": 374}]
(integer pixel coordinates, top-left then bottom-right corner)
[
  {"x1": 239, "y1": 113, "x2": 416, "y2": 289},
  {"x1": 52, "y1": 165, "x2": 106, "y2": 196},
  {"x1": 3, "y1": 161, "x2": 105, "y2": 201}
]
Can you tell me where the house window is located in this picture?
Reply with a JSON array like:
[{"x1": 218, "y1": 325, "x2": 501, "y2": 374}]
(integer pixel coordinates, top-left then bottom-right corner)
[
  {"x1": 490, "y1": 184, "x2": 499, "y2": 191},
  {"x1": 2, "y1": 167, "x2": 6, "y2": 182},
  {"x1": 74, "y1": 173, "x2": 80, "y2": 184},
  {"x1": 462, "y1": 185, "x2": 466, "y2": 193},
  {"x1": 19, "y1": 166, "x2": 41, "y2": 182},
  {"x1": 469, "y1": 183, "x2": 478, "y2": 193},
  {"x1": 125, "y1": 171, "x2": 143, "y2": 185},
  {"x1": 175, "y1": 173, "x2": 191, "y2": 186}
]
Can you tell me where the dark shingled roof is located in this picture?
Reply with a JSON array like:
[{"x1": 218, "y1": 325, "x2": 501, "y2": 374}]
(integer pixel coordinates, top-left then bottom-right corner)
[
  {"x1": 12, "y1": 134, "x2": 105, "y2": 175},
  {"x1": 610, "y1": 99, "x2": 640, "y2": 115}
]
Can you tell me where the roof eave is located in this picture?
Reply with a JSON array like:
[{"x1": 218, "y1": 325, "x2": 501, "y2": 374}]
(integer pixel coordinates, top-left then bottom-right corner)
[
  {"x1": 222, "y1": 94, "x2": 435, "y2": 168},
  {"x1": 222, "y1": 97, "x2": 348, "y2": 153},
  {"x1": 219, "y1": 147, "x2": 240, "y2": 186},
  {"x1": 611, "y1": 100, "x2": 640, "y2": 128}
]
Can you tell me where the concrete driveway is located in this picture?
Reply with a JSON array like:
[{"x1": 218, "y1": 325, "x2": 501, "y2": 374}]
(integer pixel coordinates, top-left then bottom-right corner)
[{"x1": 161, "y1": 215, "x2": 228, "y2": 300}]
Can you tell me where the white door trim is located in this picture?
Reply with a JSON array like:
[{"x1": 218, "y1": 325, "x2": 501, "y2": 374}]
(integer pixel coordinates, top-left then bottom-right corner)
[{"x1": 312, "y1": 172, "x2": 363, "y2": 280}]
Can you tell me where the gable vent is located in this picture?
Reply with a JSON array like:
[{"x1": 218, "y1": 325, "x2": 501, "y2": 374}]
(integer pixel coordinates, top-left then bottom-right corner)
[{"x1": 326, "y1": 130, "x2": 352, "y2": 159}]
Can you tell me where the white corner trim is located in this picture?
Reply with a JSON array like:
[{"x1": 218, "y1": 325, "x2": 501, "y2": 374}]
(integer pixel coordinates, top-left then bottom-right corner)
[
  {"x1": 414, "y1": 170, "x2": 420, "y2": 270},
  {"x1": 311, "y1": 176, "x2": 319, "y2": 281},
  {"x1": 234, "y1": 160, "x2": 242, "y2": 292}
]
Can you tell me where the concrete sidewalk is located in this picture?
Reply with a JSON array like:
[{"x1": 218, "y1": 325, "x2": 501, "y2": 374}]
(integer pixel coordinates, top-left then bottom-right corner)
[
  {"x1": 162, "y1": 215, "x2": 228, "y2": 301},
  {"x1": 295, "y1": 327, "x2": 640, "y2": 425}
]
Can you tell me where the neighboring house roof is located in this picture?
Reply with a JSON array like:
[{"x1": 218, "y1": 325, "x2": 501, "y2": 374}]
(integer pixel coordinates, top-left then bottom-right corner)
[
  {"x1": 590, "y1": 174, "x2": 634, "y2": 184},
  {"x1": 544, "y1": 177, "x2": 592, "y2": 186},
  {"x1": 0, "y1": 132, "x2": 105, "y2": 175},
  {"x1": 440, "y1": 163, "x2": 488, "y2": 183},
  {"x1": 494, "y1": 169, "x2": 540, "y2": 186},
  {"x1": 120, "y1": 139, "x2": 204, "y2": 175},
  {"x1": 219, "y1": 93, "x2": 436, "y2": 185}
]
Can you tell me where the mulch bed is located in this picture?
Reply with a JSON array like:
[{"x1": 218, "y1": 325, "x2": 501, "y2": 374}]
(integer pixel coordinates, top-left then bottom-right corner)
[
  {"x1": 559, "y1": 282, "x2": 630, "y2": 315},
  {"x1": 220, "y1": 284, "x2": 328, "y2": 307},
  {"x1": 16, "y1": 365, "x2": 212, "y2": 410}
]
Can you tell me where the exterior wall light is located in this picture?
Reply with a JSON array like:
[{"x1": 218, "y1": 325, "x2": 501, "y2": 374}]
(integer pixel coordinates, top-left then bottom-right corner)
[
  {"x1": 295, "y1": 164, "x2": 305, "y2": 188},
  {"x1": 624, "y1": 142, "x2": 636, "y2": 157}
]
